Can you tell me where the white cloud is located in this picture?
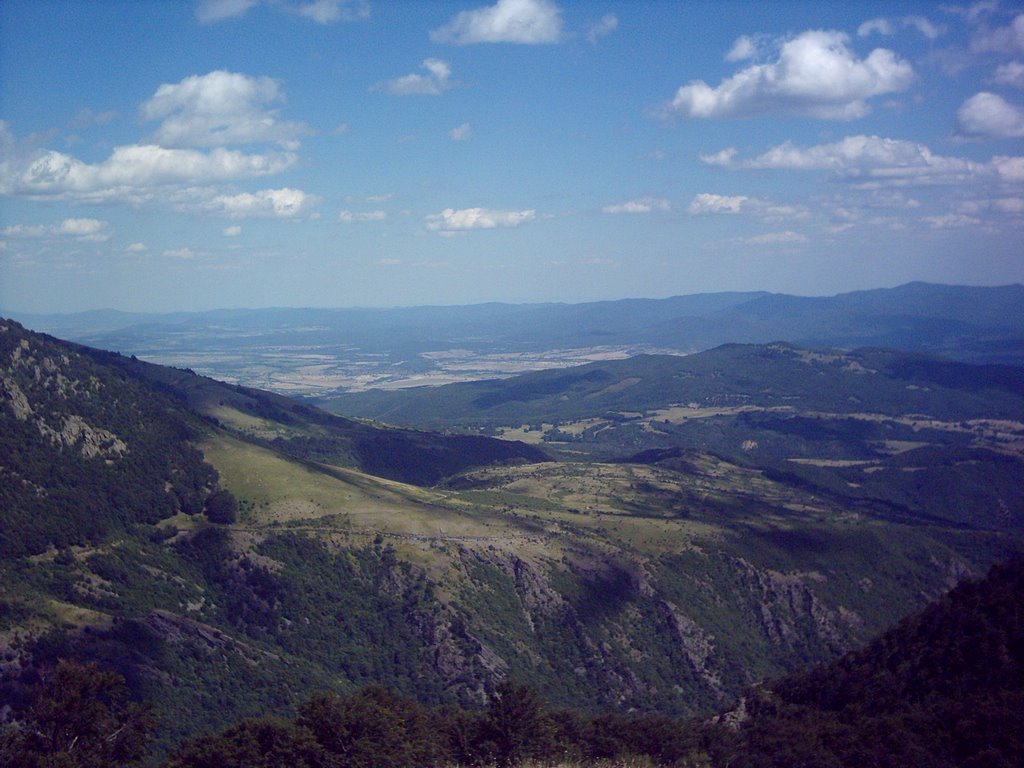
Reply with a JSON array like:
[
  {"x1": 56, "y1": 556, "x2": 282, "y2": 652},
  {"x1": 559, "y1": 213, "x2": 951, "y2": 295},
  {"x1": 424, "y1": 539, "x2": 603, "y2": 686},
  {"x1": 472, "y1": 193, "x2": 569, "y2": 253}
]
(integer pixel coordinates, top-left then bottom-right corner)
[
  {"x1": 688, "y1": 193, "x2": 747, "y2": 214},
  {"x1": 858, "y1": 16, "x2": 943, "y2": 40},
  {"x1": 2, "y1": 218, "x2": 110, "y2": 242},
  {"x1": 204, "y1": 187, "x2": 318, "y2": 218},
  {"x1": 196, "y1": 0, "x2": 259, "y2": 23},
  {"x1": 425, "y1": 207, "x2": 536, "y2": 231},
  {"x1": 666, "y1": 30, "x2": 913, "y2": 120},
  {"x1": 699, "y1": 147, "x2": 738, "y2": 167},
  {"x1": 601, "y1": 196, "x2": 670, "y2": 214},
  {"x1": 993, "y1": 155, "x2": 1024, "y2": 181},
  {"x1": 971, "y1": 12, "x2": 1024, "y2": 54},
  {"x1": 196, "y1": 0, "x2": 368, "y2": 24},
  {"x1": 703, "y1": 134, "x2": 1024, "y2": 190},
  {"x1": 743, "y1": 231, "x2": 808, "y2": 245},
  {"x1": 994, "y1": 61, "x2": 1024, "y2": 88},
  {"x1": 904, "y1": 16, "x2": 943, "y2": 39},
  {"x1": 378, "y1": 59, "x2": 453, "y2": 96},
  {"x1": 688, "y1": 193, "x2": 809, "y2": 221},
  {"x1": 296, "y1": 0, "x2": 369, "y2": 24},
  {"x1": 4, "y1": 144, "x2": 295, "y2": 202},
  {"x1": 956, "y1": 92, "x2": 1024, "y2": 138},
  {"x1": 923, "y1": 213, "x2": 983, "y2": 228},
  {"x1": 430, "y1": 0, "x2": 562, "y2": 45},
  {"x1": 857, "y1": 18, "x2": 894, "y2": 37},
  {"x1": 59, "y1": 218, "x2": 109, "y2": 240},
  {"x1": 945, "y1": 1, "x2": 998, "y2": 25},
  {"x1": 725, "y1": 35, "x2": 759, "y2": 62},
  {"x1": 956, "y1": 196, "x2": 1024, "y2": 214},
  {"x1": 223, "y1": 225, "x2": 242, "y2": 236},
  {"x1": 450, "y1": 122, "x2": 473, "y2": 141},
  {"x1": 126, "y1": 242, "x2": 147, "y2": 252},
  {"x1": 704, "y1": 135, "x2": 940, "y2": 171},
  {"x1": 339, "y1": 209, "x2": 386, "y2": 222},
  {"x1": 0, "y1": 224, "x2": 47, "y2": 238},
  {"x1": 141, "y1": 71, "x2": 308, "y2": 149},
  {"x1": 586, "y1": 14, "x2": 618, "y2": 45},
  {"x1": 164, "y1": 247, "x2": 197, "y2": 259}
]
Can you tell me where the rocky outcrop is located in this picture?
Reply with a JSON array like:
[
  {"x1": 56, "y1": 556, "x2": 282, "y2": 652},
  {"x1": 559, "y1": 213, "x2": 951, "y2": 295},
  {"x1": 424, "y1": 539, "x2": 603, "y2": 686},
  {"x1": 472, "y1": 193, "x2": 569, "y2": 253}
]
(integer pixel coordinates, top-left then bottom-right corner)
[
  {"x1": 657, "y1": 599, "x2": 723, "y2": 697},
  {"x1": 3, "y1": 334, "x2": 127, "y2": 460},
  {"x1": 0, "y1": 376, "x2": 32, "y2": 420},
  {"x1": 733, "y1": 558, "x2": 855, "y2": 656}
]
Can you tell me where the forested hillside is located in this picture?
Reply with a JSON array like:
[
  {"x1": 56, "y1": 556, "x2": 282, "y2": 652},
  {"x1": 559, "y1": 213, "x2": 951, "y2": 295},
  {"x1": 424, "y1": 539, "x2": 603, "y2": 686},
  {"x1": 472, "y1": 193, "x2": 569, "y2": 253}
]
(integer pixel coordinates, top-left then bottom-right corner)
[{"x1": 6, "y1": 559, "x2": 1020, "y2": 767}]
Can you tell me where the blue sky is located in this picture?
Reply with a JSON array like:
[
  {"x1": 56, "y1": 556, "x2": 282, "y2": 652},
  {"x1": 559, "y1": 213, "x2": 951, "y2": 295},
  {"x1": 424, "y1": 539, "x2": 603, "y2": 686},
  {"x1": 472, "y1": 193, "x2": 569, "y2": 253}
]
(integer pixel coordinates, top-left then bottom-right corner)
[{"x1": 1, "y1": 0, "x2": 1023, "y2": 313}]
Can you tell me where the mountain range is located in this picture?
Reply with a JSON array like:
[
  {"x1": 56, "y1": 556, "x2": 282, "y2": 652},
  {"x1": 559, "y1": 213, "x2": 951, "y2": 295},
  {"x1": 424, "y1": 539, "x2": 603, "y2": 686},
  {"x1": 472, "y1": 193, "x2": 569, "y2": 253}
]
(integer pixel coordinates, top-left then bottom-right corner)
[
  {"x1": 1, "y1": 313, "x2": 1022, "y2": 761},
  {"x1": 8, "y1": 284, "x2": 1024, "y2": 400}
]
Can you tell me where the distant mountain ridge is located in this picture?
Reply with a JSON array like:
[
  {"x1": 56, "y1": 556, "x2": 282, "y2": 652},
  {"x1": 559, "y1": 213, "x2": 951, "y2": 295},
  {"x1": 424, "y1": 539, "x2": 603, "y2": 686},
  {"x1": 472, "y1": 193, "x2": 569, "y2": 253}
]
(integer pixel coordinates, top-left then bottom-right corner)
[{"x1": 9, "y1": 284, "x2": 1024, "y2": 382}]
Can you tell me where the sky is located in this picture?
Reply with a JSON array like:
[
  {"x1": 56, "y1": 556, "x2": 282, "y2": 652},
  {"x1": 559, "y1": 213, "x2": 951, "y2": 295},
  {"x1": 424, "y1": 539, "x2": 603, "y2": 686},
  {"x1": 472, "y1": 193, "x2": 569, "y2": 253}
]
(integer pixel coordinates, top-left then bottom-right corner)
[{"x1": 1, "y1": 0, "x2": 1023, "y2": 313}]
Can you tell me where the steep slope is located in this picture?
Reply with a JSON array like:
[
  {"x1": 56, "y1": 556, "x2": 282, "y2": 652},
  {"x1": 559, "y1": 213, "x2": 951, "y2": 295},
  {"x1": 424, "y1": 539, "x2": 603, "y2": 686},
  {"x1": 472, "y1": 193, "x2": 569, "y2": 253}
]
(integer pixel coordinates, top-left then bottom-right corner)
[
  {"x1": 0, "y1": 320, "x2": 218, "y2": 556},
  {"x1": 707, "y1": 557, "x2": 1024, "y2": 767}
]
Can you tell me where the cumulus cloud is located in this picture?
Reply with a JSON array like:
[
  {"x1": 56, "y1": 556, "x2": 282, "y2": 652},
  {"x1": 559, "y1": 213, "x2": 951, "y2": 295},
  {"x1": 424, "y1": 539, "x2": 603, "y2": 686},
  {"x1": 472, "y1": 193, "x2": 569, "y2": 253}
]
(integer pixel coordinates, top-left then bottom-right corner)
[
  {"x1": 203, "y1": 187, "x2": 318, "y2": 218},
  {"x1": 2, "y1": 218, "x2": 111, "y2": 241},
  {"x1": 586, "y1": 14, "x2": 618, "y2": 45},
  {"x1": 58, "y1": 218, "x2": 109, "y2": 239},
  {"x1": 141, "y1": 71, "x2": 308, "y2": 149},
  {"x1": 688, "y1": 193, "x2": 747, "y2": 214},
  {"x1": 223, "y1": 225, "x2": 242, "y2": 236},
  {"x1": 377, "y1": 59, "x2": 453, "y2": 96},
  {"x1": 994, "y1": 61, "x2": 1024, "y2": 88},
  {"x1": 666, "y1": 30, "x2": 913, "y2": 120},
  {"x1": 430, "y1": 0, "x2": 562, "y2": 45},
  {"x1": 450, "y1": 122, "x2": 473, "y2": 140},
  {"x1": 702, "y1": 134, "x2": 1024, "y2": 188},
  {"x1": 4, "y1": 144, "x2": 295, "y2": 202},
  {"x1": 956, "y1": 92, "x2": 1024, "y2": 138},
  {"x1": 702, "y1": 135, "x2": 941, "y2": 171},
  {"x1": 425, "y1": 207, "x2": 536, "y2": 232},
  {"x1": 688, "y1": 193, "x2": 809, "y2": 221},
  {"x1": 126, "y1": 242, "x2": 147, "y2": 252},
  {"x1": 601, "y1": 196, "x2": 670, "y2": 214},
  {"x1": 725, "y1": 35, "x2": 764, "y2": 62},
  {"x1": 339, "y1": 209, "x2": 386, "y2": 222},
  {"x1": 196, "y1": 0, "x2": 368, "y2": 24}
]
